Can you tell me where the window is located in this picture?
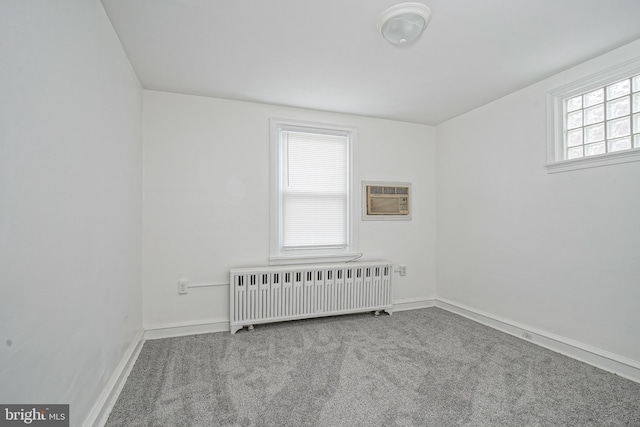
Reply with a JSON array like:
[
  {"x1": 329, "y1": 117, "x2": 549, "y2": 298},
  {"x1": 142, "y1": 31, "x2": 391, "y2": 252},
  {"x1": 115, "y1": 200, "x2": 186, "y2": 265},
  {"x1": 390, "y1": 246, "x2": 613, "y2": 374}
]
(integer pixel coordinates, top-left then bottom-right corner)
[
  {"x1": 546, "y1": 58, "x2": 640, "y2": 173},
  {"x1": 269, "y1": 118, "x2": 358, "y2": 264}
]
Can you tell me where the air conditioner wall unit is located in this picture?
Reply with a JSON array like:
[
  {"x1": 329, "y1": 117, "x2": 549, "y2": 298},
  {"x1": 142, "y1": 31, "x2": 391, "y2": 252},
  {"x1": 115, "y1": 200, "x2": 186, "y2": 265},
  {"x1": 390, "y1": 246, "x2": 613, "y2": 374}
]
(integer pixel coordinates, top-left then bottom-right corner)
[{"x1": 362, "y1": 181, "x2": 411, "y2": 220}]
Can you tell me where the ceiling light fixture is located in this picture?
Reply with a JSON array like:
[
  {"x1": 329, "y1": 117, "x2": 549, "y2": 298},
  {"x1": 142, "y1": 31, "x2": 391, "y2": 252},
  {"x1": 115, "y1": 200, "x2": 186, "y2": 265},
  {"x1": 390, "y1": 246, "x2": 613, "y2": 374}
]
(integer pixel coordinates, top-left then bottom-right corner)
[{"x1": 378, "y1": 2, "x2": 431, "y2": 46}]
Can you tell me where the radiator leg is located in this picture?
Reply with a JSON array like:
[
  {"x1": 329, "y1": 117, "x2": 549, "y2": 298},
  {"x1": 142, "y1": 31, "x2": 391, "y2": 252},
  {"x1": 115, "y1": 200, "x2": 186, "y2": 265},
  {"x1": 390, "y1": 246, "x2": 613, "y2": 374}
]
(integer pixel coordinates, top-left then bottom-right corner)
[
  {"x1": 374, "y1": 310, "x2": 380, "y2": 317},
  {"x1": 248, "y1": 324, "x2": 255, "y2": 332}
]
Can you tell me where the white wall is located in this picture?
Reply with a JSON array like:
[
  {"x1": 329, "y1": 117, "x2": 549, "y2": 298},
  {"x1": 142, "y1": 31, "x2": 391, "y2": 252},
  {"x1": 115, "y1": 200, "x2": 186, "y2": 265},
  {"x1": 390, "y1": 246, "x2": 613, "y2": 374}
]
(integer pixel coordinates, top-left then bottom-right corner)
[
  {"x1": 0, "y1": 1, "x2": 142, "y2": 425},
  {"x1": 142, "y1": 90, "x2": 436, "y2": 329},
  {"x1": 436, "y1": 40, "x2": 640, "y2": 365}
]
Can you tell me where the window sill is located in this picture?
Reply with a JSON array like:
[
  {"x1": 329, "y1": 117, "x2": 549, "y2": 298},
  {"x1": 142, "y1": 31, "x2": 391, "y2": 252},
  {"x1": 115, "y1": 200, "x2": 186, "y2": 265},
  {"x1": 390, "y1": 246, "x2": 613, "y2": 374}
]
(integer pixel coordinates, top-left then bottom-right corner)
[
  {"x1": 545, "y1": 147, "x2": 640, "y2": 174},
  {"x1": 269, "y1": 253, "x2": 363, "y2": 266}
]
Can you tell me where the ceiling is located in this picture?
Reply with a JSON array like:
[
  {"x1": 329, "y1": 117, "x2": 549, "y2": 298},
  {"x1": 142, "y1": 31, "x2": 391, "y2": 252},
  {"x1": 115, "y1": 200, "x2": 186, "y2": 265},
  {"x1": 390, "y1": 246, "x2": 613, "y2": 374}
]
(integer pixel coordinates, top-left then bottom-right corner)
[{"x1": 101, "y1": 0, "x2": 640, "y2": 125}]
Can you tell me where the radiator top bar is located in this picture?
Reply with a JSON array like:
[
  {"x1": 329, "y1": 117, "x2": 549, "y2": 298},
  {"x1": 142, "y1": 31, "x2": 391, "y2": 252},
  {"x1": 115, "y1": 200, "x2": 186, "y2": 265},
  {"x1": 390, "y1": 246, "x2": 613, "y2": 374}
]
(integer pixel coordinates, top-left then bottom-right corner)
[{"x1": 230, "y1": 260, "x2": 393, "y2": 274}]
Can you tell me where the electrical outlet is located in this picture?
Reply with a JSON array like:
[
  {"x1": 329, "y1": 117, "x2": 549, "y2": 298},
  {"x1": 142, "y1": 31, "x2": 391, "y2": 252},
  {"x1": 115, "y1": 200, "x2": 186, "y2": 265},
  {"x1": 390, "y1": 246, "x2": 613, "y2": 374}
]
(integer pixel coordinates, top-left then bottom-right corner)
[
  {"x1": 178, "y1": 279, "x2": 189, "y2": 294},
  {"x1": 399, "y1": 265, "x2": 407, "y2": 276},
  {"x1": 522, "y1": 331, "x2": 533, "y2": 340}
]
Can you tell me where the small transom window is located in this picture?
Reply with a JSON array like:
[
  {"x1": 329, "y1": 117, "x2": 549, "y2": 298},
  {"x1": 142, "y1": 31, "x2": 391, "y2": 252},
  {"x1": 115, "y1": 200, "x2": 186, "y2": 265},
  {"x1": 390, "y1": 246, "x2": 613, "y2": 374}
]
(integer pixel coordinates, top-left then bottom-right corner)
[
  {"x1": 564, "y1": 74, "x2": 640, "y2": 160},
  {"x1": 546, "y1": 59, "x2": 640, "y2": 173}
]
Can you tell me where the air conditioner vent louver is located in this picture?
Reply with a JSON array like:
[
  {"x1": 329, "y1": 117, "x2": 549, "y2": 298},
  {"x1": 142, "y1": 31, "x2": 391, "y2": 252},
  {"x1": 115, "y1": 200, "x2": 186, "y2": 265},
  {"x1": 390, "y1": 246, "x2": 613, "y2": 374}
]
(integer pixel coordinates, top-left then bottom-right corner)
[{"x1": 383, "y1": 187, "x2": 396, "y2": 194}]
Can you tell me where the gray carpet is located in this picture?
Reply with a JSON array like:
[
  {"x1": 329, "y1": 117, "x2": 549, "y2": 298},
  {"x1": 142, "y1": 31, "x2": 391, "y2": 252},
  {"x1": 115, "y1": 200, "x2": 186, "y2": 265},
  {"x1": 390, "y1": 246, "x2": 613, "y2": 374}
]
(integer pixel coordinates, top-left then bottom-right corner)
[{"x1": 106, "y1": 308, "x2": 640, "y2": 426}]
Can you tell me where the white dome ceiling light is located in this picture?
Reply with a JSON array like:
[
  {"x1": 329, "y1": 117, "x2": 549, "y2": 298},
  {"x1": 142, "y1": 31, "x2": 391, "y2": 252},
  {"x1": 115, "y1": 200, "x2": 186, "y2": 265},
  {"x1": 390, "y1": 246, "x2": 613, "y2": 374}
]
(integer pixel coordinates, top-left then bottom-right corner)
[{"x1": 378, "y1": 2, "x2": 431, "y2": 46}]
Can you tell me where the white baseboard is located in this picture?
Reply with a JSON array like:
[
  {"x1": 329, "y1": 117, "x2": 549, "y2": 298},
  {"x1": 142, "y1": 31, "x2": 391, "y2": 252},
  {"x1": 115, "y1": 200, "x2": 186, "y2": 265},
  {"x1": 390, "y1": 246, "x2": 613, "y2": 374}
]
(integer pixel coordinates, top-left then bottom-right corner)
[
  {"x1": 436, "y1": 298, "x2": 640, "y2": 384},
  {"x1": 144, "y1": 319, "x2": 229, "y2": 340},
  {"x1": 143, "y1": 299, "x2": 437, "y2": 339},
  {"x1": 83, "y1": 330, "x2": 145, "y2": 427},
  {"x1": 393, "y1": 296, "x2": 436, "y2": 312}
]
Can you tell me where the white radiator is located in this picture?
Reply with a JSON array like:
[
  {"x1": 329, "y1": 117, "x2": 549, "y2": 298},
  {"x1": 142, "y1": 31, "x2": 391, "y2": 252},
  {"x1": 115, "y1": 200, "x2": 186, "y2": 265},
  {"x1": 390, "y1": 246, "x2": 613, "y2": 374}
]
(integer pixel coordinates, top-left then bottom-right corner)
[{"x1": 229, "y1": 261, "x2": 393, "y2": 334}]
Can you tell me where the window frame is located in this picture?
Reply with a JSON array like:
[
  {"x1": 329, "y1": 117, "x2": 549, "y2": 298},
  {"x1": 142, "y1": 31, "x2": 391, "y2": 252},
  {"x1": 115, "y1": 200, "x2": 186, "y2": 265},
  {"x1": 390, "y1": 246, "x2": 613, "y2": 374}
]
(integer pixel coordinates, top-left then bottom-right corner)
[
  {"x1": 546, "y1": 57, "x2": 640, "y2": 174},
  {"x1": 269, "y1": 118, "x2": 359, "y2": 265}
]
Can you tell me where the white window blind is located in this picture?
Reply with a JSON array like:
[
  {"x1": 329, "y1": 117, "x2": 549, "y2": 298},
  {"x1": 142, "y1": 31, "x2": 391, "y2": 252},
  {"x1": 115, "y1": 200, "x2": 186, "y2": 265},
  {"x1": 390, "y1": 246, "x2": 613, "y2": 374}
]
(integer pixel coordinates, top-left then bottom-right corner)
[{"x1": 279, "y1": 129, "x2": 349, "y2": 249}]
